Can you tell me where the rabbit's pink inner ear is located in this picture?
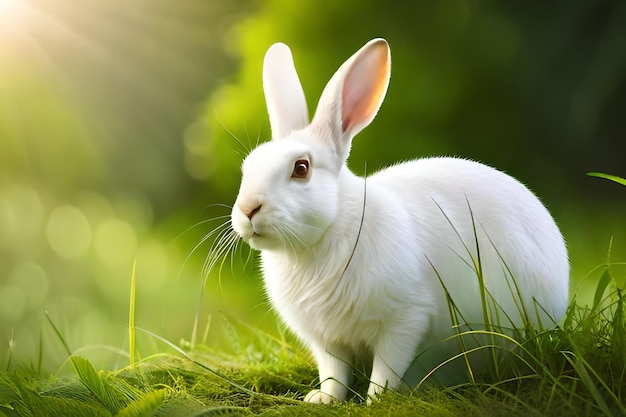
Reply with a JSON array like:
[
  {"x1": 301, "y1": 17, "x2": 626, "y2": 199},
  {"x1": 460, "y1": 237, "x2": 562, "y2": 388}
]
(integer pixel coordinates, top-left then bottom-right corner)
[{"x1": 341, "y1": 41, "x2": 390, "y2": 135}]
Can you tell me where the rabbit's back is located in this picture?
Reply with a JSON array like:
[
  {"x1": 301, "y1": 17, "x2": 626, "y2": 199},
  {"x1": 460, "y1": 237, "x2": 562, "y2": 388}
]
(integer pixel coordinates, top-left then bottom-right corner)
[{"x1": 371, "y1": 156, "x2": 569, "y2": 329}]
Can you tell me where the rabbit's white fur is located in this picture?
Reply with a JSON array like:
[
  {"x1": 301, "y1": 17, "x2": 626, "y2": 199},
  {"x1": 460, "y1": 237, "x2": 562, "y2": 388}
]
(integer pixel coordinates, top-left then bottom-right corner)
[{"x1": 231, "y1": 39, "x2": 569, "y2": 403}]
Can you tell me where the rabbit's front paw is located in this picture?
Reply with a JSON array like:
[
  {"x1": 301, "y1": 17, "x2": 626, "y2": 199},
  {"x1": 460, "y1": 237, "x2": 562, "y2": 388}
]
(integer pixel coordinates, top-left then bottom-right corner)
[{"x1": 304, "y1": 389, "x2": 336, "y2": 404}]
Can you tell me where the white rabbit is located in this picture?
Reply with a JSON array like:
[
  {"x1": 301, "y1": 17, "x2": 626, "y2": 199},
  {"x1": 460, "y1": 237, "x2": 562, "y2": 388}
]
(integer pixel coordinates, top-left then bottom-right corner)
[{"x1": 230, "y1": 38, "x2": 569, "y2": 403}]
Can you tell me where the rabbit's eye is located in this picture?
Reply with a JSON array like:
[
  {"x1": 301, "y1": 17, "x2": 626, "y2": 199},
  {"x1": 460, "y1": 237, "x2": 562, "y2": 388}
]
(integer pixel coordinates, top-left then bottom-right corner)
[{"x1": 292, "y1": 159, "x2": 310, "y2": 179}]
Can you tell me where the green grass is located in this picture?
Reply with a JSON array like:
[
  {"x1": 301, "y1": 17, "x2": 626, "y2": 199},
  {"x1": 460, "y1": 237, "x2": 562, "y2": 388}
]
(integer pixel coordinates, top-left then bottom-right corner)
[{"x1": 1, "y1": 267, "x2": 625, "y2": 416}]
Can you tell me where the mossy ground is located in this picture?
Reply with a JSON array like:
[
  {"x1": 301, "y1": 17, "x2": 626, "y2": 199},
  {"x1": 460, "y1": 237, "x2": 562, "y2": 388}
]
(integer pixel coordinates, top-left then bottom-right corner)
[{"x1": 1, "y1": 286, "x2": 624, "y2": 417}]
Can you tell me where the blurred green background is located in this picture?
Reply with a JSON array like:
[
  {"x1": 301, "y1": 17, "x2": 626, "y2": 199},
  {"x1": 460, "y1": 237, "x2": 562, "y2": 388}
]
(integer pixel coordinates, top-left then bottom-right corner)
[{"x1": 1, "y1": 0, "x2": 625, "y2": 372}]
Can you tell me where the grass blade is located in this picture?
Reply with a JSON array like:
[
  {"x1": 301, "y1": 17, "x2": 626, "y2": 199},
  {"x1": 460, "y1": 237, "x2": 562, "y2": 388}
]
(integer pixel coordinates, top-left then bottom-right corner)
[
  {"x1": 5, "y1": 329, "x2": 15, "y2": 371},
  {"x1": 115, "y1": 389, "x2": 166, "y2": 417},
  {"x1": 45, "y1": 310, "x2": 72, "y2": 357},
  {"x1": 70, "y1": 356, "x2": 123, "y2": 414},
  {"x1": 593, "y1": 268, "x2": 613, "y2": 311},
  {"x1": 587, "y1": 172, "x2": 626, "y2": 187},
  {"x1": 129, "y1": 260, "x2": 137, "y2": 368},
  {"x1": 70, "y1": 356, "x2": 145, "y2": 415},
  {"x1": 562, "y1": 351, "x2": 624, "y2": 416}
]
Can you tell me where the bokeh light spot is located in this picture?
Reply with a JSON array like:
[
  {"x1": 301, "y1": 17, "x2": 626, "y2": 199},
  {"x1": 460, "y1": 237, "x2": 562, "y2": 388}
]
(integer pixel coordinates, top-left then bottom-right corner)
[
  {"x1": 94, "y1": 218, "x2": 138, "y2": 267},
  {"x1": 136, "y1": 240, "x2": 170, "y2": 292},
  {"x1": 184, "y1": 121, "x2": 214, "y2": 180},
  {"x1": 112, "y1": 193, "x2": 154, "y2": 233},
  {"x1": 10, "y1": 261, "x2": 49, "y2": 310},
  {"x1": 0, "y1": 186, "x2": 45, "y2": 249},
  {"x1": 0, "y1": 195, "x2": 17, "y2": 248},
  {"x1": 0, "y1": 285, "x2": 26, "y2": 322},
  {"x1": 0, "y1": 0, "x2": 19, "y2": 19},
  {"x1": 46, "y1": 205, "x2": 93, "y2": 259}
]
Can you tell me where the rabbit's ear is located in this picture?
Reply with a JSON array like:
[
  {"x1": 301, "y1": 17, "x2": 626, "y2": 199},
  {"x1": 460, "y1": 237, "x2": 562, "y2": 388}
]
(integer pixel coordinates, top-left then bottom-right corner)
[
  {"x1": 311, "y1": 38, "x2": 390, "y2": 161},
  {"x1": 263, "y1": 43, "x2": 310, "y2": 139}
]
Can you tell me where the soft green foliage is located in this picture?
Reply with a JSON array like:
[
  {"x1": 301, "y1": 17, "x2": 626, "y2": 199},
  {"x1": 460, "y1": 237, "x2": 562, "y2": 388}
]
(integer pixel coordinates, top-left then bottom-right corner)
[
  {"x1": 0, "y1": 0, "x2": 261, "y2": 372},
  {"x1": 200, "y1": 0, "x2": 626, "y2": 196}
]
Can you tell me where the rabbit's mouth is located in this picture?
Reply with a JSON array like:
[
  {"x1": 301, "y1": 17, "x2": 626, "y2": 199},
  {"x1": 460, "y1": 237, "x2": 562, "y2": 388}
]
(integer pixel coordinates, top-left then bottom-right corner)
[
  {"x1": 242, "y1": 224, "x2": 268, "y2": 246},
  {"x1": 238, "y1": 228, "x2": 258, "y2": 243},
  {"x1": 247, "y1": 231, "x2": 274, "y2": 251}
]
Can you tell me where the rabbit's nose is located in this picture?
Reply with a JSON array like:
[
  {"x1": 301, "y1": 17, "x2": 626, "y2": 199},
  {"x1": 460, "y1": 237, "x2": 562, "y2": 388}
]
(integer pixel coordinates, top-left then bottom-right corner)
[{"x1": 239, "y1": 201, "x2": 262, "y2": 220}]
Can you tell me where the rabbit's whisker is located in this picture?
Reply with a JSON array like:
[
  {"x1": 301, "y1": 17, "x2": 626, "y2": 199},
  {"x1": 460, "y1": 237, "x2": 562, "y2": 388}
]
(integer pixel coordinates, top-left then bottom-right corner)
[
  {"x1": 202, "y1": 203, "x2": 234, "y2": 212},
  {"x1": 190, "y1": 215, "x2": 241, "y2": 348},
  {"x1": 280, "y1": 222, "x2": 314, "y2": 257},
  {"x1": 176, "y1": 214, "x2": 231, "y2": 241},
  {"x1": 242, "y1": 123, "x2": 263, "y2": 155},
  {"x1": 186, "y1": 220, "x2": 231, "y2": 260},
  {"x1": 214, "y1": 111, "x2": 253, "y2": 157},
  {"x1": 203, "y1": 227, "x2": 240, "y2": 282},
  {"x1": 179, "y1": 217, "x2": 232, "y2": 281},
  {"x1": 289, "y1": 219, "x2": 326, "y2": 234},
  {"x1": 274, "y1": 224, "x2": 301, "y2": 262}
]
